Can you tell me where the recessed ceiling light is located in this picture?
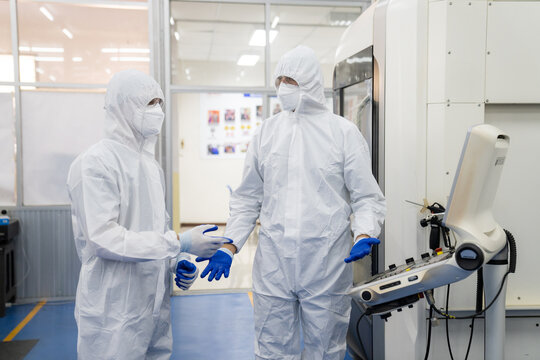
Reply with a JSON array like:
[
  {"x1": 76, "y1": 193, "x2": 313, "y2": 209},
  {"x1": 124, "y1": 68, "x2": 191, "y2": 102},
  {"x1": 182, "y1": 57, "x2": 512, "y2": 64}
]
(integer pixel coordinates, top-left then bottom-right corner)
[
  {"x1": 237, "y1": 55, "x2": 260, "y2": 66},
  {"x1": 35, "y1": 56, "x2": 64, "y2": 62},
  {"x1": 72, "y1": 57, "x2": 83, "y2": 62},
  {"x1": 249, "y1": 30, "x2": 278, "y2": 47},
  {"x1": 110, "y1": 57, "x2": 150, "y2": 62},
  {"x1": 36, "y1": 68, "x2": 44, "y2": 74},
  {"x1": 170, "y1": 17, "x2": 175, "y2": 26},
  {"x1": 174, "y1": 31, "x2": 180, "y2": 41},
  {"x1": 101, "y1": 48, "x2": 150, "y2": 54},
  {"x1": 49, "y1": 75, "x2": 56, "y2": 81},
  {"x1": 20, "y1": 47, "x2": 64, "y2": 53},
  {"x1": 62, "y1": 28, "x2": 73, "y2": 39},
  {"x1": 39, "y1": 7, "x2": 54, "y2": 22},
  {"x1": 271, "y1": 16, "x2": 280, "y2": 29}
]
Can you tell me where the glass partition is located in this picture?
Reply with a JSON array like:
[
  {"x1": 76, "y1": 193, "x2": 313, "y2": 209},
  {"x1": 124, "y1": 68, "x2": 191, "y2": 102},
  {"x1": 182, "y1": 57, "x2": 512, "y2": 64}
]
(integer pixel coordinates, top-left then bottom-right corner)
[
  {"x1": 22, "y1": 90, "x2": 106, "y2": 205},
  {"x1": 170, "y1": 1, "x2": 265, "y2": 87},
  {"x1": 0, "y1": 0, "x2": 13, "y2": 83},
  {"x1": 269, "y1": 5, "x2": 361, "y2": 88},
  {"x1": 17, "y1": 0, "x2": 149, "y2": 84},
  {"x1": 0, "y1": 89, "x2": 16, "y2": 205}
]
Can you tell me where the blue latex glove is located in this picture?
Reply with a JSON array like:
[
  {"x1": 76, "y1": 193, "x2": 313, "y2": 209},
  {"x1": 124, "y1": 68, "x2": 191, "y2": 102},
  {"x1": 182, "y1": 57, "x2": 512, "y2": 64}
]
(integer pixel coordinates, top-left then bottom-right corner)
[
  {"x1": 344, "y1": 237, "x2": 380, "y2": 263},
  {"x1": 175, "y1": 260, "x2": 199, "y2": 290},
  {"x1": 196, "y1": 248, "x2": 233, "y2": 281}
]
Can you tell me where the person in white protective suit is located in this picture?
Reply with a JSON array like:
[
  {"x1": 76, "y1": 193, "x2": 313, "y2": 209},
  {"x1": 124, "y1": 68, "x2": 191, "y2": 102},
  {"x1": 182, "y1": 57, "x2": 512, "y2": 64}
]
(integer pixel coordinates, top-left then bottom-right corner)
[
  {"x1": 67, "y1": 69, "x2": 228, "y2": 360},
  {"x1": 197, "y1": 46, "x2": 386, "y2": 359}
]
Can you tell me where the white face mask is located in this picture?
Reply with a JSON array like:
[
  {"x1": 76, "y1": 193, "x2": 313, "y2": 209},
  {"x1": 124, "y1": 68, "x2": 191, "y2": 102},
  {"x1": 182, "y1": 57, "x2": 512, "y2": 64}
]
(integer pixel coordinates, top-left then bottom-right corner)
[
  {"x1": 140, "y1": 104, "x2": 164, "y2": 137},
  {"x1": 278, "y1": 82, "x2": 300, "y2": 111}
]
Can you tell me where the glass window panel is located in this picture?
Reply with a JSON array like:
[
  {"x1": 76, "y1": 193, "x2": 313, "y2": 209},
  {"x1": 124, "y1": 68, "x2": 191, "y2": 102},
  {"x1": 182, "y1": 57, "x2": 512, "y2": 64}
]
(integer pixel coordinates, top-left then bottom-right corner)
[
  {"x1": 270, "y1": 5, "x2": 362, "y2": 88},
  {"x1": 0, "y1": 88, "x2": 16, "y2": 205},
  {"x1": 343, "y1": 79, "x2": 373, "y2": 153},
  {"x1": 170, "y1": 1, "x2": 265, "y2": 87},
  {"x1": 0, "y1": 0, "x2": 13, "y2": 82},
  {"x1": 17, "y1": 0, "x2": 149, "y2": 84},
  {"x1": 22, "y1": 90, "x2": 106, "y2": 205}
]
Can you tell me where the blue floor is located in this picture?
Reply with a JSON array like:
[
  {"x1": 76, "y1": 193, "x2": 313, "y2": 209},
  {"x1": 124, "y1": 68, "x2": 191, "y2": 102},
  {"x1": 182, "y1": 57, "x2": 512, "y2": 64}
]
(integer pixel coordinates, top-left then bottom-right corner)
[
  {"x1": 0, "y1": 293, "x2": 254, "y2": 360},
  {"x1": 1, "y1": 294, "x2": 354, "y2": 359}
]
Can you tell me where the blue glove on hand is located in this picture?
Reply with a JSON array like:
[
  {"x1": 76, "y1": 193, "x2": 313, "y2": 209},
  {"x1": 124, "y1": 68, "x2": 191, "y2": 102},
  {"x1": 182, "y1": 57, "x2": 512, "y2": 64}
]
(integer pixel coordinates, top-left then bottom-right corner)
[
  {"x1": 344, "y1": 237, "x2": 380, "y2": 263},
  {"x1": 196, "y1": 248, "x2": 233, "y2": 281},
  {"x1": 175, "y1": 260, "x2": 199, "y2": 290}
]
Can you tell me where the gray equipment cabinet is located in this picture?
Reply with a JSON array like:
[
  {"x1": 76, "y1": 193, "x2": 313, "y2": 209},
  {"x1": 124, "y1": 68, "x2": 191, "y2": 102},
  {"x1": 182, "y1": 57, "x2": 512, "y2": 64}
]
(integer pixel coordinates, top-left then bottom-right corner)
[{"x1": 0, "y1": 219, "x2": 19, "y2": 317}]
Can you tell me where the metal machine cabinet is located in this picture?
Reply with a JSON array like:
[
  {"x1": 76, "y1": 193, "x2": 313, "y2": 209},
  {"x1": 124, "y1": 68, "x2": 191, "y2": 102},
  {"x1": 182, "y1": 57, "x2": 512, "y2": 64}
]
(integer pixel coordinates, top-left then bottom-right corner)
[{"x1": 0, "y1": 220, "x2": 20, "y2": 317}]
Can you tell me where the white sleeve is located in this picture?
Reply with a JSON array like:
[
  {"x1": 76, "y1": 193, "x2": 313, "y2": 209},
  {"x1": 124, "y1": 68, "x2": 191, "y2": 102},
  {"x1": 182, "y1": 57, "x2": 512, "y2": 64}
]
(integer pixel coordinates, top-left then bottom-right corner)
[
  {"x1": 69, "y1": 155, "x2": 181, "y2": 262},
  {"x1": 343, "y1": 126, "x2": 387, "y2": 239},
  {"x1": 224, "y1": 129, "x2": 264, "y2": 252}
]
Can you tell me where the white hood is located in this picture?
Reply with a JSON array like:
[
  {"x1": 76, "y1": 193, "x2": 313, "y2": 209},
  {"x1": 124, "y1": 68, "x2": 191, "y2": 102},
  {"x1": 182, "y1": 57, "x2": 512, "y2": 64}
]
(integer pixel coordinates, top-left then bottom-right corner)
[
  {"x1": 273, "y1": 45, "x2": 327, "y2": 114},
  {"x1": 104, "y1": 69, "x2": 164, "y2": 155}
]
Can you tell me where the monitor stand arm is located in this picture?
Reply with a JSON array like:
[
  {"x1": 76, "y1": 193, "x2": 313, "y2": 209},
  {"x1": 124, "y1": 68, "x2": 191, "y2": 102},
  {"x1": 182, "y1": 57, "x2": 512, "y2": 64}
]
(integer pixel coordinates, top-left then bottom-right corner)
[{"x1": 484, "y1": 244, "x2": 508, "y2": 360}]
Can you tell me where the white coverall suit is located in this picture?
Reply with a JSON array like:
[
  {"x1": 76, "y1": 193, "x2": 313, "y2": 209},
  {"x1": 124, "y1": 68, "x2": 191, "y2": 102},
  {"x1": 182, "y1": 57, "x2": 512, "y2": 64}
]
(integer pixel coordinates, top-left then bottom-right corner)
[
  {"x1": 224, "y1": 46, "x2": 387, "y2": 359},
  {"x1": 67, "y1": 70, "x2": 182, "y2": 360}
]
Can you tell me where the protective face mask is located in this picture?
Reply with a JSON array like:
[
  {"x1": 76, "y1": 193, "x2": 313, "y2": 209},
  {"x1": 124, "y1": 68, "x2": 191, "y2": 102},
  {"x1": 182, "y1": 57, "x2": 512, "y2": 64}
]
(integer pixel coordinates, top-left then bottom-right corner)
[
  {"x1": 278, "y1": 82, "x2": 300, "y2": 111},
  {"x1": 140, "y1": 104, "x2": 164, "y2": 137}
]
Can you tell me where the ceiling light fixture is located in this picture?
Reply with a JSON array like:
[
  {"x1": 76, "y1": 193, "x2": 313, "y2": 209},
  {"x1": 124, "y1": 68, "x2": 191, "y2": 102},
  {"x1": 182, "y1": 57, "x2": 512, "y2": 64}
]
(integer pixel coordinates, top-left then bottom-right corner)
[
  {"x1": 110, "y1": 56, "x2": 150, "y2": 62},
  {"x1": 237, "y1": 54, "x2": 260, "y2": 66},
  {"x1": 174, "y1": 31, "x2": 180, "y2": 41},
  {"x1": 19, "y1": 47, "x2": 64, "y2": 53},
  {"x1": 36, "y1": 68, "x2": 44, "y2": 74},
  {"x1": 271, "y1": 16, "x2": 280, "y2": 29},
  {"x1": 249, "y1": 29, "x2": 278, "y2": 47},
  {"x1": 39, "y1": 7, "x2": 54, "y2": 22},
  {"x1": 49, "y1": 75, "x2": 56, "y2": 81},
  {"x1": 102, "y1": 48, "x2": 150, "y2": 54},
  {"x1": 72, "y1": 57, "x2": 83, "y2": 62},
  {"x1": 170, "y1": 17, "x2": 175, "y2": 26},
  {"x1": 35, "y1": 56, "x2": 64, "y2": 62},
  {"x1": 62, "y1": 28, "x2": 73, "y2": 39}
]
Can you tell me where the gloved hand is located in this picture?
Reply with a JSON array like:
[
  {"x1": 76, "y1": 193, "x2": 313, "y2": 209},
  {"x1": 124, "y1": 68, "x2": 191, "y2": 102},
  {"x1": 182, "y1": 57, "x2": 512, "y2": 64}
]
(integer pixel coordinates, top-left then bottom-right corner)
[
  {"x1": 175, "y1": 260, "x2": 199, "y2": 290},
  {"x1": 179, "y1": 224, "x2": 233, "y2": 258},
  {"x1": 344, "y1": 237, "x2": 380, "y2": 263},
  {"x1": 196, "y1": 248, "x2": 233, "y2": 281}
]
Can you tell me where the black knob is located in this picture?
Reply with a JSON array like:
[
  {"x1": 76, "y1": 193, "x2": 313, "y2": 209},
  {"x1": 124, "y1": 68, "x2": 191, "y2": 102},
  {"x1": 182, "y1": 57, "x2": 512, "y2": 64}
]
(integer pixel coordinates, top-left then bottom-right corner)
[
  {"x1": 406, "y1": 257, "x2": 415, "y2": 265},
  {"x1": 421, "y1": 252, "x2": 430, "y2": 260},
  {"x1": 389, "y1": 264, "x2": 397, "y2": 270},
  {"x1": 397, "y1": 308, "x2": 402, "y2": 312},
  {"x1": 361, "y1": 291, "x2": 372, "y2": 301}
]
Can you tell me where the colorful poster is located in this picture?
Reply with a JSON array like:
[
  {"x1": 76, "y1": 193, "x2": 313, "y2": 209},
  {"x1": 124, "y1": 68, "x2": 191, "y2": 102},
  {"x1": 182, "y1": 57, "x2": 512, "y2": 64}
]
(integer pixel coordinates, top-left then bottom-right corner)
[
  {"x1": 208, "y1": 110, "x2": 219, "y2": 125},
  {"x1": 200, "y1": 93, "x2": 262, "y2": 159}
]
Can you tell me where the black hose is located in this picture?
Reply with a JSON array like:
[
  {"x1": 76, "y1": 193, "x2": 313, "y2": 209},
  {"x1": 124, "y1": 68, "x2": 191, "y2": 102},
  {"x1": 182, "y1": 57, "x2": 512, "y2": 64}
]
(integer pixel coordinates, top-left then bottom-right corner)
[
  {"x1": 424, "y1": 307, "x2": 433, "y2": 360},
  {"x1": 427, "y1": 229, "x2": 517, "y2": 320},
  {"x1": 445, "y1": 285, "x2": 455, "y2": 360},
  {"x1": 464, "y1": 317, "x2": 476, "y2": 360},
  {"x1": 505, "y1": 229, "x2": 517, "y2": 273}
]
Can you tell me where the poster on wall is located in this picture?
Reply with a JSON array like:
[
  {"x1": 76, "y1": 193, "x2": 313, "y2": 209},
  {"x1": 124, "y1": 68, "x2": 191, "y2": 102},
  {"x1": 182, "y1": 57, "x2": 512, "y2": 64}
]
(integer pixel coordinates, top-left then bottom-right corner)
[{"x1": 200, "y1": 93, "x2": 263, "y2": 159}]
